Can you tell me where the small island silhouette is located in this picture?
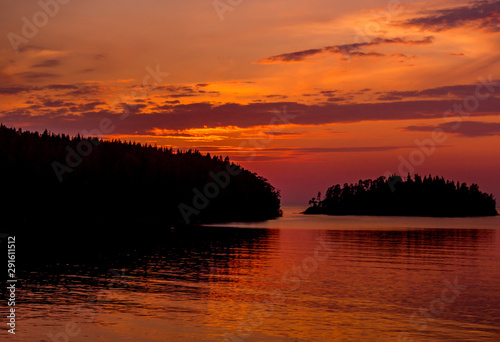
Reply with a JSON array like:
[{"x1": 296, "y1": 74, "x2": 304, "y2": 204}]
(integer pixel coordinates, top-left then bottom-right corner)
[
  {"x1": 0, "y1": 124, "x2": 281, "y2": 226},
  {"x1": 305, "y1": 174, "x2": 498, "y2": 217}
]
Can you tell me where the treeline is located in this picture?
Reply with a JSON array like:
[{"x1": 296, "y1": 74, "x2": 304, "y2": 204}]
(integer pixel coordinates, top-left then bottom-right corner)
[
  {"x1": 0, "y1": 124, "x2": 281, "y2": 226},
  {"x1": 305, "y1": 174, "x2": 497, "y2": 217}
]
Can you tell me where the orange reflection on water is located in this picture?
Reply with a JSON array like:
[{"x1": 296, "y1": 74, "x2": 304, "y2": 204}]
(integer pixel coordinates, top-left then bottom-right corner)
[{"x1": 15, "y1": 219, "x2": 500, "y2": 342}]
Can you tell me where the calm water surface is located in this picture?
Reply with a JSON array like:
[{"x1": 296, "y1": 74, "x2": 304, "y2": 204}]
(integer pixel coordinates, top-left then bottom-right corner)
[{"x1": 7, "y1": 206, "x2": 500, "y2": 341}]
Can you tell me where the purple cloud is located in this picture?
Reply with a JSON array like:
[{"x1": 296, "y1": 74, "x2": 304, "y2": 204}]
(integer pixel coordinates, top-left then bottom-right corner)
[
  {"x1": 405, "y1": 121, "x2": 500, "y2": 137},
  {"x1": 402, "y1": 1, "x2": 500, "y2": 32},
  {"x1": 257, "y1": 36, "x2": 434, "y2": 63}
]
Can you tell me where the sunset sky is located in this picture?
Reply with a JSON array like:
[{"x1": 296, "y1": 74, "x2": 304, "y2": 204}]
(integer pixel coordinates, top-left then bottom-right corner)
[{"x1": 1, "y1": 0, "x2": 499, "y2": 203}]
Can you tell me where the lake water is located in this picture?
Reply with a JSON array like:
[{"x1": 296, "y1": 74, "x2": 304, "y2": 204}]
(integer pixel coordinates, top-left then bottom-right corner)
[{"x1": 5, "y1": 206, "x2": 500, "y2": 341}]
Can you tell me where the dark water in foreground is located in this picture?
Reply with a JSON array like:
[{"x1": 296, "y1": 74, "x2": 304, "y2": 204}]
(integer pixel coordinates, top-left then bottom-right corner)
[{"x1": 2, "y1": 206, "x2": 500, "y2": 341}]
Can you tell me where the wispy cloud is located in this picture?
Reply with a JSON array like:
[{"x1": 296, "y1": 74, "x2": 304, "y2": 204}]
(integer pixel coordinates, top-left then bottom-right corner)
[
  {"x1": 405, "y1": 121, "x2": 500, "y2": 137},
  {"x1": 0, "y1": 86, "x2": 35, "y2": 95},
  {"x1": 257, "y1": 36, "x2": 434, "y2": 64},
  {"x1": 31, "y1": 59, "x2": 62, "y2": 68},
  {"x1": 376, "y1": 82, "x2": 500, "y2": 101},
  {"x1": 152, "y1": 84, "x2": 220, "y2": 98},
  {"x1": 401, "y1": 0, "x2": 500, "y2": 32},
  {"x1": 183, "y1": 145, "x2": 435, "y2": 163}
]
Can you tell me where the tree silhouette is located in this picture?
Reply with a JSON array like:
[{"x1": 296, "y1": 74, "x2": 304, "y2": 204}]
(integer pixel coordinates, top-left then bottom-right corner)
[
  {"x1": 305, "y1": 174, "x2": 497, "y2": 217},
  {"x1": 0, "y1": 124, "x2": 281, "y2": 226}
]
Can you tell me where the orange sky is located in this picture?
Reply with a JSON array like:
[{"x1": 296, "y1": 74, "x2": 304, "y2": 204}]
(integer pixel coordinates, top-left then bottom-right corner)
[{"x1": 1, "y1": 0, "x2": 499, "y2": 203}]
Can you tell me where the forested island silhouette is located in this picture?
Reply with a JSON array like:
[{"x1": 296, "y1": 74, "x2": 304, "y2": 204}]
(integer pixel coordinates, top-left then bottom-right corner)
[
  {"x1": 0, "y1": 124, "x2": 281, "y2": 226},
  {"x1": 305, "y1": 174, "x2": 498, "y2": 217}
]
